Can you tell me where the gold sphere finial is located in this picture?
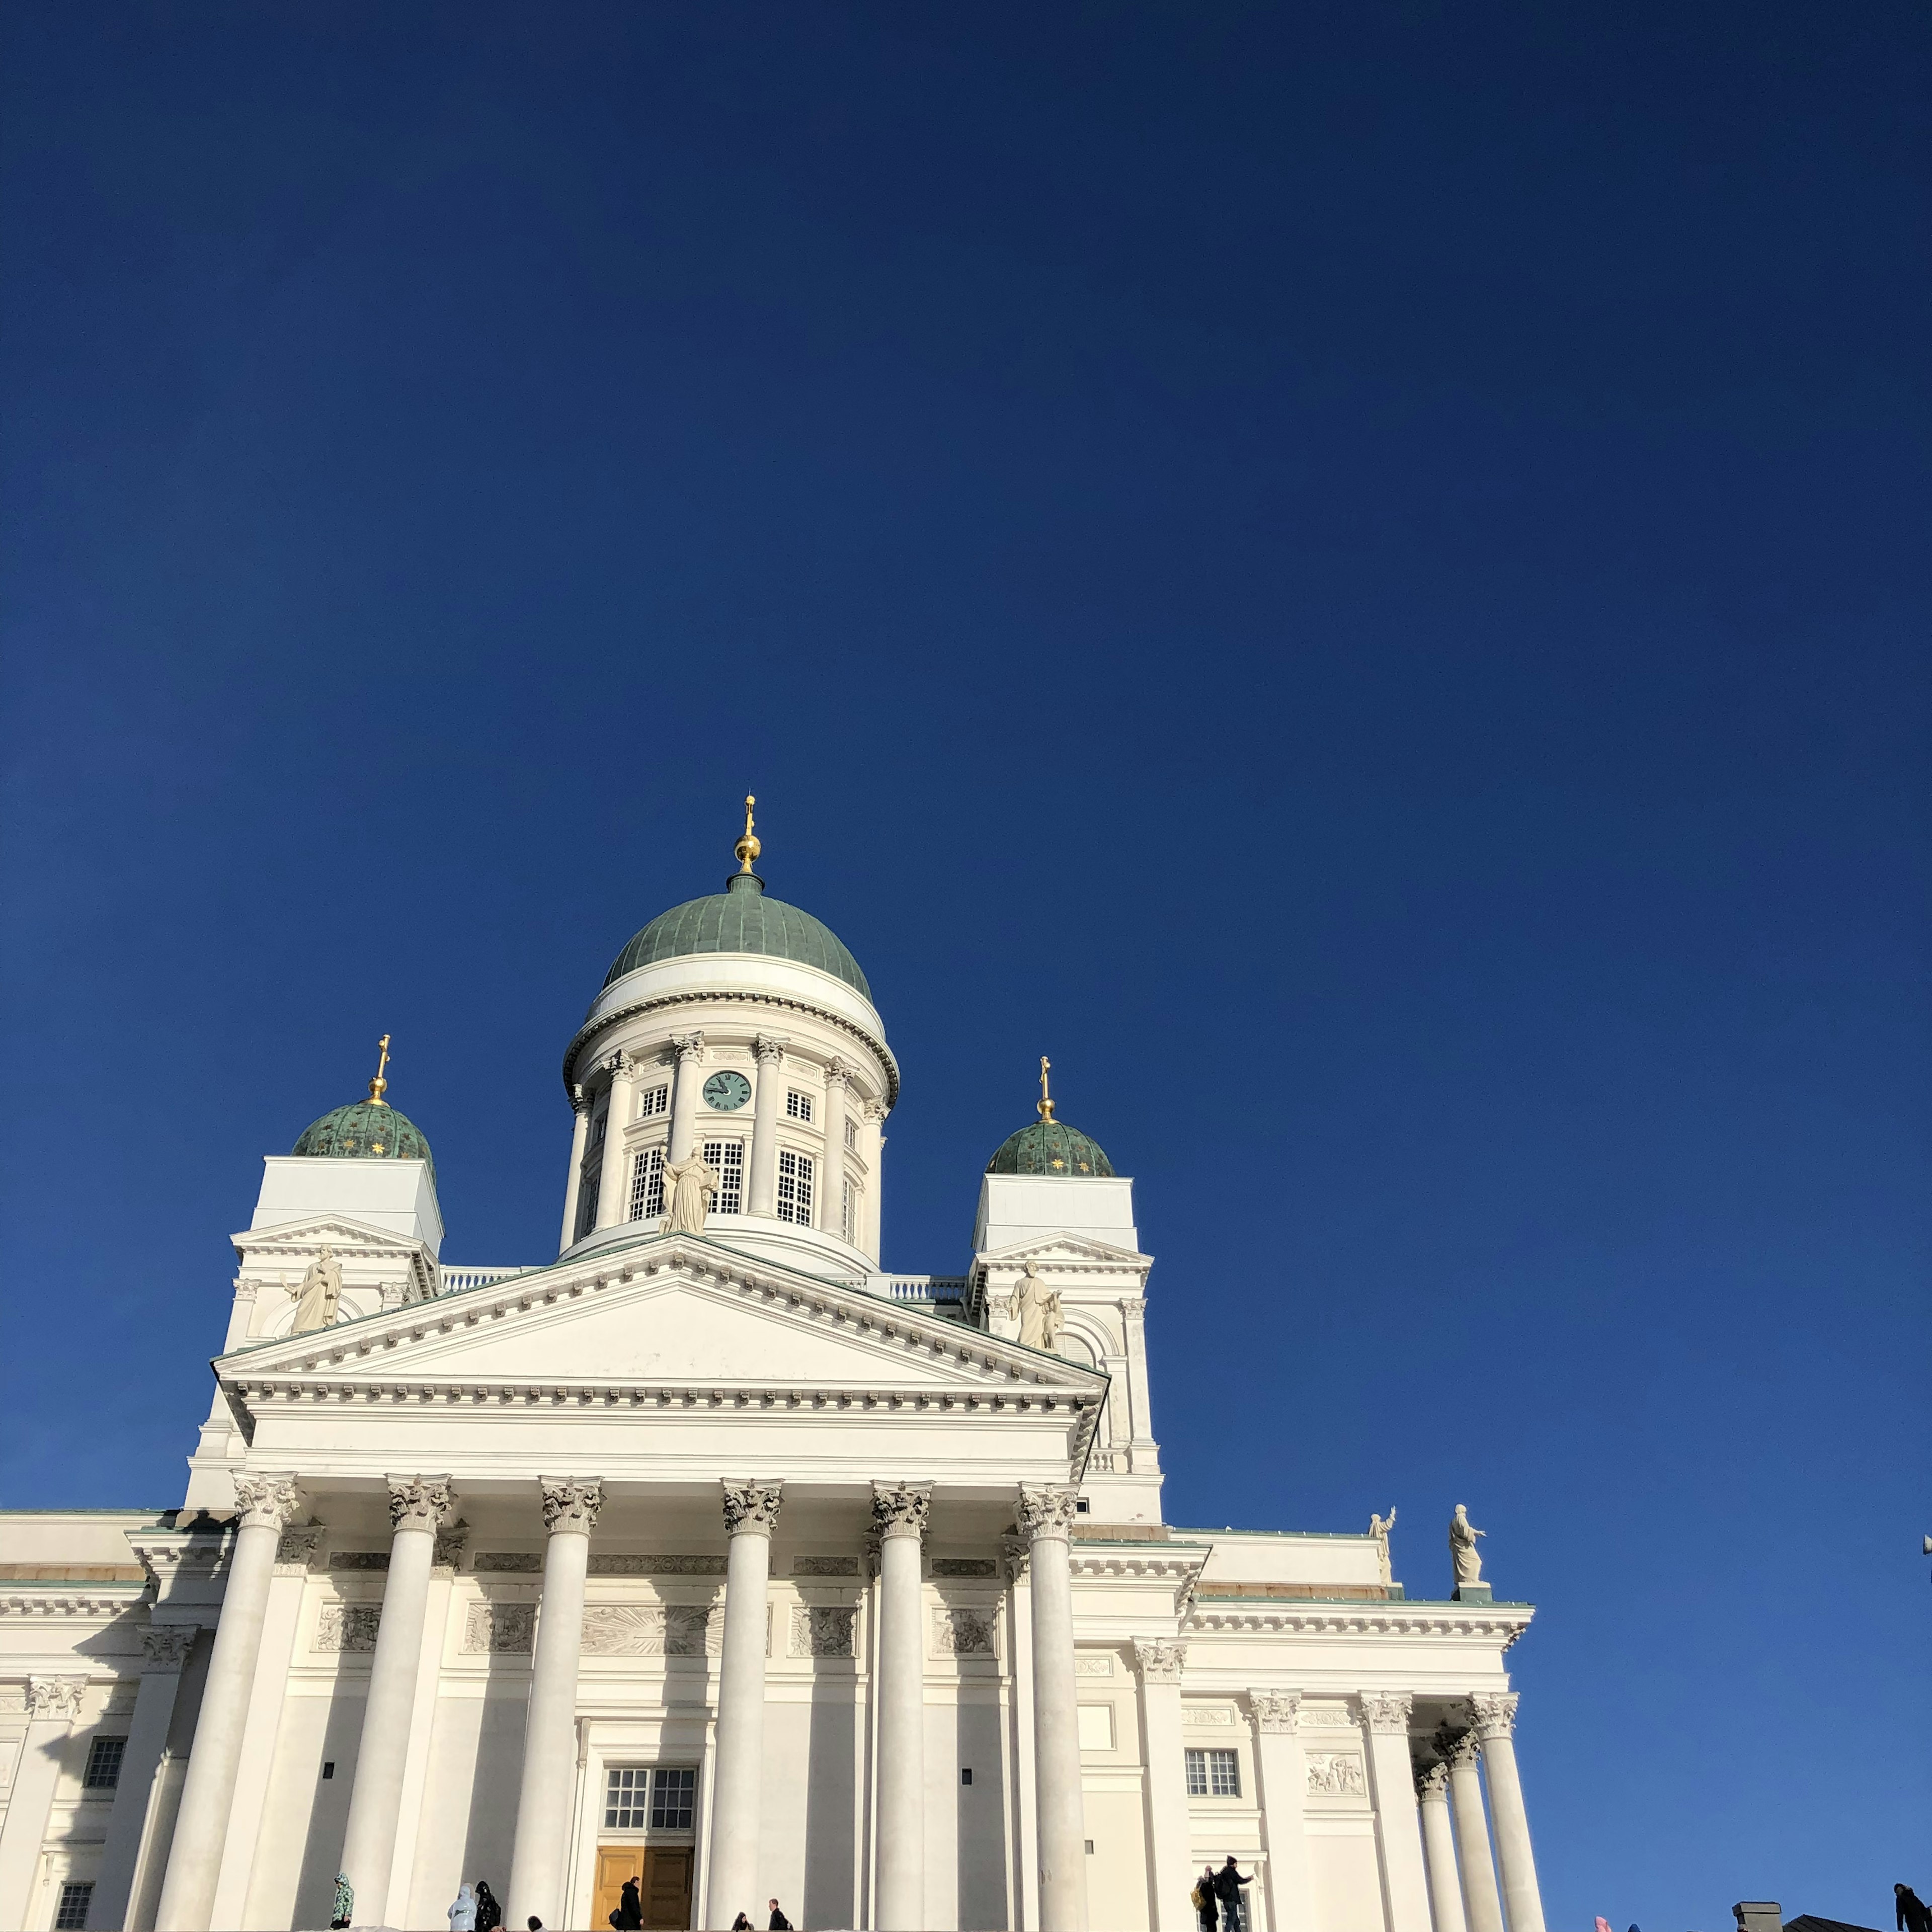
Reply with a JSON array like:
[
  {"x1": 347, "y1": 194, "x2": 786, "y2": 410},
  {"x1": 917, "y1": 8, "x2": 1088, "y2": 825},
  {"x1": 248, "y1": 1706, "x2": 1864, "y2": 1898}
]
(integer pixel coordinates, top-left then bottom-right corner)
[
  {"x1": 1037, "y1": 1054, "x2": 1055, "y2": 1122},
  {"x1": 368, "y1": 1033, "x2": 392, "y2": 1106},
  {"x1": 734, "y1": 793, "x2": 762, "y2": 874}
]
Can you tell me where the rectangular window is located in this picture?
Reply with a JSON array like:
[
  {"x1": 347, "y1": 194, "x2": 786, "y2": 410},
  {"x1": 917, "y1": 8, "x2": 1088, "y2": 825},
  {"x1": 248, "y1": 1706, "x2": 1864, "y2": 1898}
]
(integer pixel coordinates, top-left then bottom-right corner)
[
  {"x1": 844, "y1": 1116, "x2": 857, "y2": 1150},
  {"x1": 785, "y1": 1090, "x2": 814, "y2": 1122},
  {"x1": 604, "y1": 1765, "x2": 697, "y2": 1831},
  {"x1": 589, "y1": 1108, "x2": 607, "y2": 1150},
  {"x1": 577, "y1": 1170, "x2": 601, "y2": 1238},
  {"x1": 637, "y1": 1084, "x2": 669, "y2": 1119},
  {"x1": 630, "y1": 1147, "x2": 665, "y2": 1222},
  {"x1": 1185, "y1": 1748, "x2": 1241, "y2": 1798},
  {"x1": 841, "y1": 1177, "x2": 856, "y2": 1243},
  {"x1": 55, "y1": 1885, "x2": 93, "y2": 1930},
  {"x1": 776, "y1": 1149, "x2": 814, "y2": 1225},
  {"x1": 649, "y1": 1766, "x2": 696, "y2": 1829},
  {"x1": 83, "y1": 1736, "x2": 126, "y2": 1790},
  {"x1": 703, "y1": 1140, "x2": 745, "y2": 1215}
]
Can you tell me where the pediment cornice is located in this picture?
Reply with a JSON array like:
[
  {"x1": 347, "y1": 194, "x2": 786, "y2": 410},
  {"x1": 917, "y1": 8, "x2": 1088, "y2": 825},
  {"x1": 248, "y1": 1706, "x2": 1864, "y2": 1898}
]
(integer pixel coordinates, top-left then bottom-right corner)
[
  {"x1": 233, "y1": 1215, "x2": 434, "y2": 1264},
  {"x1": 976, "y1": 1235, "x2": 1152, "y2": 1271},
  {"x1": 1183, "y1": 1602, "x2": 1535, "y2": 1649}
]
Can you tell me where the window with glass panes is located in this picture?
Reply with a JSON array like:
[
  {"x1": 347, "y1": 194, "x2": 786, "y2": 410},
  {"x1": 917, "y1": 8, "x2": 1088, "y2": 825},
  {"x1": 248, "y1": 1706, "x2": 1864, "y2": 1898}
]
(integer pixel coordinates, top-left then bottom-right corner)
[
  {"x1": 786, "y1": 1090, "x2": 814, "y2": 1122},
  {"x1": 844, "y1": 1116, "x2": 857, "y2": 1150},
  {"x1": 1184, "y1": 1748, "x2": 1240, "y2": 1797},
  {"x1": 603, "y1": 1765, "x2": 697, "y2": 1830},
  {"x1": 55, "y1": 1885, "x2": 93, "y2": 1930},
  {"x1": 637, "y1": 1084, "x2": 669, "y2": 1119},
  {"x1": 83, "y1": 1737, "x2": 126, "y2": 1789},
  {"x1": 776, "y1": 1150, "x2": 814, "y2": 1224},
  {"x1": 841, "y1": 1177, "x2": 856, "y2": 1242},
  {"x1": 576, "y1": 1169, "x2": 601, "y2": 1238},
  {"x1": 630, "y1": 1147, "x2": 664, "y2": 1221},
  {"x1": 703, "y1": 1141, "x2": 745, "y2": 1215}
]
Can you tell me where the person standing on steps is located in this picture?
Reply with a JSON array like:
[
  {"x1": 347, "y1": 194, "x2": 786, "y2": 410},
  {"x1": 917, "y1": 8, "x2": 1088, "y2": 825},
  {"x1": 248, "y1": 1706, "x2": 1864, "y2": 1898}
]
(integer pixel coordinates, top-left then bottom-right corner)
[
  {"x1": 607, "y1": 1875, "x2": 642, "y2": 1930},
  {"x1": 1897, "y1": 1883, "x2": 1931, "y2": 1932},
  {"x1": 768, "y1": 1899, "x2": 793, "y2": 1929},
  {"x1": 449, "y1": 1882, "x2": 478, "y2": 1930},
  {"x1": 474, "y1": 1880, "x2": 502, "y2": 1932},
  {"x1": 330, "y1": 1875, "x2": 353, "y2": 1931},
  {"x1": 1194, "y1": 1864, "x2": 1221, "y2": 1930},
  {"x1": 1214, "y1": 1856, "x2": 1253, "y2": 1932}
]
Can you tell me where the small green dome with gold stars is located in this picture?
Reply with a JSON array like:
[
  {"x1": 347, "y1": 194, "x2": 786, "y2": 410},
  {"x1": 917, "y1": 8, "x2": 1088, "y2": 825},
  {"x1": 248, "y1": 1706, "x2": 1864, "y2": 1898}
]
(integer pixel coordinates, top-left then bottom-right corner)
[
  {"x1": 293, "y1": 1101, "x2": 435, "y2": 1180},
  {"x1": 986, "y1": 1118, "x2": 1114, "y2": 1178}
]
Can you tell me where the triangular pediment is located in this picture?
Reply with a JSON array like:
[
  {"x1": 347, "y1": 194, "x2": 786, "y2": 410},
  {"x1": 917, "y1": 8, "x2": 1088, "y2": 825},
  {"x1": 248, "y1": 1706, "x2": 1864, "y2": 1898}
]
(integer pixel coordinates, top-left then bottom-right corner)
[
  {"x1": 233, "y1": 1213, "x2": 431, "y2": 1260},
  {"x1": 220, "y1": 1234, "x2": 1106, "y2": 1404},
  {"x1": 977, "y1": 1234, "x2": 1151, "y2": 1268}
]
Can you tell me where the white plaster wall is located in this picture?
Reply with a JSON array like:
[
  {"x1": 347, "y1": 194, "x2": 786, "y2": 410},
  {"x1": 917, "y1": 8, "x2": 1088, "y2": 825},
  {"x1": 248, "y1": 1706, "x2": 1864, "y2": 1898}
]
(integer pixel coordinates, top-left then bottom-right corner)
[
  {"x1": 974, "y1": 1176, "x2": 1139, "y2": 1252},
  {"x1": 1309, "y1": 1825, "x2": 1388, "y2": 1932},
  {"x1": 252, "y1": 1160, "x2": 444, "y2": 1254},
  {"x1": 586, "y1": 951, "x2": 886, "y2": 1044},
  {"x1": 1194, "y1": 1535, "x2": 1388, "y2": 1588}
]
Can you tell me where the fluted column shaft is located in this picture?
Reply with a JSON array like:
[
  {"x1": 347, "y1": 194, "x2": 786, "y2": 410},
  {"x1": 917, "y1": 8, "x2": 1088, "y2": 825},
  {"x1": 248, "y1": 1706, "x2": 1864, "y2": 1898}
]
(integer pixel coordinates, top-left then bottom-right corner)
[
  {"x1": 1440, "y1": 1733, "x2": 1504, "y2": 1932},
  {"x1": 339, "y1": 1478, "x2": 452, "y2": 1926},
  {"x1": 747, "y1": 1037, "x2": 786, "y2": 1215},
  {"x1": 872, "y1": 1484, "x2": 931, "y2": 1930},
  {"x1": 668, "y1": 1034, "x2": 705, "y2": 1163},
  {"x1": 859, "y1": 1107, "x2": 884, "y2": 1260},
  {"x1": 1471, "y1": 1698, "x2": 1544, "y2": 1932},
  {"x1": 704, "y1": 1482, "x2": 783, "y2": 1930},
  {"x1": 595, "y1": 1055, "x2": 637, "y2": 1230},
  {"x1": 155, "y1": 1474, "x2": 301, "y2": 1932},
  {"x1": 1416, "y1": 1764, "x2": 1466, "y2": 1932},
  {"x1": 1019, "y1": 1485, "x2": 1087, "y2": 1932},
  {"x1": 818, "y1": 1063, "x2": 851, "y2": 1236},
  {"x1": 508, "y1": 1479, "x2": 602, "y2": 1931},
  {"x1": 559, "y1": 1088, "x2": 590, "y2": 1251}
]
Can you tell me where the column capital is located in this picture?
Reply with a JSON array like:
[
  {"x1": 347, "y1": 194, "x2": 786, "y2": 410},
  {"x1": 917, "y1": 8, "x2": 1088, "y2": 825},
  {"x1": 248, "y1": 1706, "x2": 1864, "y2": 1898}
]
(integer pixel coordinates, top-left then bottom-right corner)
[
  {"x1": 140, "y1": 1628, "x2": 198, "y2": 1672},
  {"x1": 1415, "y1": 1759, "x2": 1451, "y2": 1801},
  {"x1": 1358, "y1": 1690, "x2": 1414, "y2": 1735},
  {"x1": 1132, "y1": 1638, "x2": 1186, "y2": 1682},
  {"x1": 722, "y1": 1480, "x2": 785, "y2": 1537},
  {"x1": 871, "y1": 1481, "x2": 931, "y2": 1541},
  {"x1": 27, "y1": 1676, "x2": 86, "y2": 1720},
  {"x1": 1016, "y1": 1482, "x2": 1080, "y2": 1543},
  {"x1": 1433, "y1": 1724, "x2": 1481, "y2": 1770},
  {"x1": 602, "y1": 1049, "x2": 637, "y2": 1082},
  {"x1": 1469, "y1": 1691, "x2": 1519, "y2": 1740},
  {"x1": 753, "y1": 1033, "x2": 788, "y2": 1066},
  {"x1": 1248, "y1": 1687, "x2": 1302, "y2": 1733},
  {"x1": 434, "y1": 1520, "x2": 471, "y2": 1571},
  {"x1": 824, "y1": 1056, "x2": 857, "y2": 1089},
  {"x1": 570, "y1": 1082, "x2": 589, "y2": 1115},
  {"x1": 232, "y1": 1471, "x2": 304, "y2": 1531},
  {"x1": 386, "y1": 1474, "x2": 457, "y2": 1532},
  {"x1": 999, "y1": 1533, "x2": 1030, "y2": 1584},
  {"x1": 672, "y1": 1030, "x2": 706, "y2": 1062},
  {"x1": 274, "y1": 1524, "x2": 326, "y2": 1574},
  {"x1": 539, "y1": 1477, "x2": 605, "y2": 1535}
]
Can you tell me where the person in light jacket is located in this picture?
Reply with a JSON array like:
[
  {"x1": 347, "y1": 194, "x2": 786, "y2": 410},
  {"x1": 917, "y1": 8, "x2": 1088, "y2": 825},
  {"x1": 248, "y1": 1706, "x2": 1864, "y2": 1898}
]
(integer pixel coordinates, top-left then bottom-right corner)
[{"x1": 449, "y1": 1884, "x2": 477, "y2": 1931}]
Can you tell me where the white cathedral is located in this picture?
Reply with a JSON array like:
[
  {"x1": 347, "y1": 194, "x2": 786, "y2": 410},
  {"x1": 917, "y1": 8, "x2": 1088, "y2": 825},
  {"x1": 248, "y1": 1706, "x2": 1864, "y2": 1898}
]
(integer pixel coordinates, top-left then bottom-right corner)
[{"x1": 0, "y1": 814, "x2": 1548, "y2": 1932}]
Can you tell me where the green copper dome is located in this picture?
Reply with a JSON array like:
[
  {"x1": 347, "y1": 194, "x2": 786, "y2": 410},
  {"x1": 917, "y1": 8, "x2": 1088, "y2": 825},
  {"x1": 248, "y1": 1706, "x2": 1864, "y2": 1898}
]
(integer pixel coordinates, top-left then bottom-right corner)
[
  {"x1": 603, "y1": 871, "x2": 871, "y2": 1001},
  {"x1": 986, "y1": 1118, "x2": 1115, "y2": 1178},
  {"x1": 294, "y1": 1101, "x2": 436, "y2": 1181}
]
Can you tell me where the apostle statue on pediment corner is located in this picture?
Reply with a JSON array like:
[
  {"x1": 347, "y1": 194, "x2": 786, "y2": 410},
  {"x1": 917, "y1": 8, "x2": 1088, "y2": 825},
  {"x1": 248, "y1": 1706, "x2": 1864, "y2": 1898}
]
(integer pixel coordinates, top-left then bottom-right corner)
[
  {"x1": 287, "y1": 1246, "x2": 344, "y2": 1334},
  {"x1": 661, "y1": 1150, "x2": 720, "y2": 1235}
]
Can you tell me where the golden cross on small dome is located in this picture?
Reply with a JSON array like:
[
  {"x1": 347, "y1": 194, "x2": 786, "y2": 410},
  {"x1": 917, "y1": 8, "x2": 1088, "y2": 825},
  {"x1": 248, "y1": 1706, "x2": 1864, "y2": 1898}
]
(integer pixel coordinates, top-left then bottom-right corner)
[
  {"x1": 734, "y1": 793, "x2": 762, "y2": 874},
  {"x1": 368, "y1": 1033, "x2": 391, "y2": 1106},
  {"x1": 1037, "y1": 1054, "x2": 1055, "y2": 1122}
]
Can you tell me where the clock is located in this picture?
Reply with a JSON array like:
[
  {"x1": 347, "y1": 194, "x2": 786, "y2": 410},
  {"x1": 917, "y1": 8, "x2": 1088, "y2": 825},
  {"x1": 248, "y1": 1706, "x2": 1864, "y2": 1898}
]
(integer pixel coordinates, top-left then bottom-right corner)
[{"x1": 702, "y1": 1070, "x2": 752, "y2": 1111}]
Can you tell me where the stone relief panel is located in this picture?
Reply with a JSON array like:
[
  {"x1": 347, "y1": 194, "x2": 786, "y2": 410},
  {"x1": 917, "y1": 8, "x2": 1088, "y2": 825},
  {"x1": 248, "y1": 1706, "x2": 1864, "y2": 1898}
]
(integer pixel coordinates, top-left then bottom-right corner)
[
  {"x1": 930, "y1": 1607, "x2": 998, "y2": 1658},
  {"x1": 930, "y1": 1558, "x2": 998, "y2": 1578},
  {"x1": 1305, "y1": 1752, "x2": 1368, "y2": 1797},
  {"x1": 315, "y1": 1604, "x2": 382, "y2": 1653},
  {"x1": 1074, "y1": 1653, "x2": 1116, "y2": 1676},
  {"x1": 581, "y1": 1605, "x2": 722, "y2": 1657},
  {"x1": 461, "y1": 1603, "x2": 535, "y2": 1655},
  {"x1": 330, "y1": 1552, "x2": 390, "y2": 1571},
  {"x1": 1299, "y1": 1705, "x2": 1359, "y2": 1728},
  {"x1": 587, "y1": 1555, "x2": 728, "y2": 1577},
  {"x1": 792, "y1": 1556, "x2": 860, "y2": 1577},
  {"x1": 473, "y1": 1553, "x2": 543, "y2": 1573},
  {"x1": 789, "y1": 1606, "x2": 857, "y2": 1658},
  {"x1": 1182, "y1": 1703, "x2": 1239, "y2": 1727}
]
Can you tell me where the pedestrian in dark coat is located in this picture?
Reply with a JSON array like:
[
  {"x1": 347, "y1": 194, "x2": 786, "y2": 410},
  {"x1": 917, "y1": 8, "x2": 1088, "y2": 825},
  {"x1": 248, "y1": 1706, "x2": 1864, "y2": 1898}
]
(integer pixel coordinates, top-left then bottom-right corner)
[
  {"x1": 1214, "y1": 1857, "x2": 1253, "y2": 1932},
  {"x1": 474, "y1": 1882, "x2": 502, "y2": 1932},
  {"x1": 608, "y1": 1876, "x2": 642, "y2": 1930},
  {"x1": 1898, "y1": 1885, "x2": 1931, "y2": 1932},
  {"x1": 1195, "y1": 1865, "x2": 1221, "y2": 1929},
  {"x1": 768, "y1": 1900, "x2": 793, "y2": 1929}
]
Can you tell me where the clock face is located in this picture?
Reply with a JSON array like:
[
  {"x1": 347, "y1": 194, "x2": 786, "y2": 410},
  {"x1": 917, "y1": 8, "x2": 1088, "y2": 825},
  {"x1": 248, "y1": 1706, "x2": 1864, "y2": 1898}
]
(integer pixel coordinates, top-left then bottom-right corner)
[{"x1": 702, "y1": 1070, "x2": 752, "y2": 1111}]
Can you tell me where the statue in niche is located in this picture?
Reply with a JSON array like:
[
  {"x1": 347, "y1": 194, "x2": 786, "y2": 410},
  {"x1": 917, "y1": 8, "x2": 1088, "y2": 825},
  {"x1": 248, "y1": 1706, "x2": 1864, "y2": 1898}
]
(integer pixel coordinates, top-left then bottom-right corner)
[
  {"x1": 661, "y1": 1150, "x2": 719, "y2": 1235},
  {"x1": 287, "y1": 1247, "x2": 344, "y2": 1334},
  {"x1": 1014, "y1": 1261, "x2": 1064, "y2": 1352},
  {"x1": 1448, "y1": 1504, "x2": 1485, "y2": 1586},
  {"x1": 1366, "y1": 1508, "x2": 1397, "y2": 1586}
]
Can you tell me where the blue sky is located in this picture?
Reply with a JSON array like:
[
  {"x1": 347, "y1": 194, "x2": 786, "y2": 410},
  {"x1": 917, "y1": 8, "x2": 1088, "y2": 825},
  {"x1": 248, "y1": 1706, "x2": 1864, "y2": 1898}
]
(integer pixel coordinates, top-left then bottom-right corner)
[{"x1": 2, "y1": 6, "x2": 1926, "y2": 1928}]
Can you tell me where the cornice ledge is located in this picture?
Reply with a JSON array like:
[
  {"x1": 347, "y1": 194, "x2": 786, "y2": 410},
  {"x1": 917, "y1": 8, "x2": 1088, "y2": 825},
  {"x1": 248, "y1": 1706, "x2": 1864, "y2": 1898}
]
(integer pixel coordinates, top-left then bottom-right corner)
[
  {"x1": 227, "y1": 1378, "x2": 1103, "y2": 1416},
  {"x1": 1182, "y1": 1603, "x2": 1535, "y2": 1648}
]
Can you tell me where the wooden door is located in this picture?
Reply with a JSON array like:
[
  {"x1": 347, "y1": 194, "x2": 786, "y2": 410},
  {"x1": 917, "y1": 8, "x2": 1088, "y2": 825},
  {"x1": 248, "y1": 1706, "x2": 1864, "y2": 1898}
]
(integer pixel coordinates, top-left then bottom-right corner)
[
  {"x1": 641, "y1": 1847, "x2": 693, "y2": 1930},
  {"x1": 594, "y1": 1846, "x2": 644, "y2": 1929}
]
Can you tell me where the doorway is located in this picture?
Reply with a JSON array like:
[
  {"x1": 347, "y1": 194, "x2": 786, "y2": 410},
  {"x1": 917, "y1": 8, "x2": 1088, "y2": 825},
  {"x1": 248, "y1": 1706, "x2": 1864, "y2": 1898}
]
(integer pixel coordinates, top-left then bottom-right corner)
[{"x1": 594, "y1": 1845, "x2": 694, "y2": 1931}]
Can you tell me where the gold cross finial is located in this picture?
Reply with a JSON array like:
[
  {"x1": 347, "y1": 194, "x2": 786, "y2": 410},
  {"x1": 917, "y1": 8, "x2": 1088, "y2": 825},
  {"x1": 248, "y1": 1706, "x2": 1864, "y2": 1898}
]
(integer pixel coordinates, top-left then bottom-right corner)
[
  {"x1": 734, "y1": 793, "x2": 762, "y2": 874},
  {"x1": 1037, "y1": 1054, "x2": 1055, "y2": 1121},
  {"x1": 368, "y1": 1034, "x2": 391, "y2": 1106}
]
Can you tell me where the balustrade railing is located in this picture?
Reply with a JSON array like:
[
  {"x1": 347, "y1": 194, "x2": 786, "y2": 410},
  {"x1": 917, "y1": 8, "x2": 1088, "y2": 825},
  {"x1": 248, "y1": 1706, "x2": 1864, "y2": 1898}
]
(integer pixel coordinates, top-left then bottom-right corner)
[
  {"x1": 438, "y1": 1264, "x2": 536, "y2": 1296},
  {"x1": 880, "y1": 1275, "x2": 967, "y2": 1303}
]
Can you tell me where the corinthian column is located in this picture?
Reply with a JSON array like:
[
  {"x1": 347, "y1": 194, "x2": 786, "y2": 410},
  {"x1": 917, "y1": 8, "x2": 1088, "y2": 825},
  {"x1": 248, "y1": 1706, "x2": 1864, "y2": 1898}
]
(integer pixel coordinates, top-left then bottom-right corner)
[
  {"x1": 1415, "y1": 1763, "x2": 1466, "y2": 1932},
  {"x1": 1436, "y1": 1729, "x2": 1504, "y2": 1932},
  {"x1": 0, "y1": 1677, "x2": 87, "y2": 1929},
  {"x1": 559, "y1": 1086, "x2": 590, "y2": 1252},
  {"x1": 339, "y1": 1477, "x2": 454, "y2": 1926},
  {"x1": 1248, "y1": 1692, "x2": 1315, "y2": 1932},
  {"x1": 1018, "y1": 1484, "x2": 1086, "y2": 1932},
  {"x1": 1359, "y1": 1693, "x2": 1430, "y2": 1932},
  {"x1": 508, "y1": 1479, "x2": 603, "y2": 1932},
  {"x1": 747, "y1": 1036, "x2": 787, "y2": 1215},
  {"x1": 1469, "y1": 1696, "x2": 1544, "y2": 1932},
  {"x1": 594, "y1": 1053, "x2": 637, "y2": 1230},
  {"x1": 155, "y1": 1473, "x2": 303, "y2": 1931},
  {"x1": 872, "y1": 1483, "x2": 931, "y2": 1930},
  {"x1": 818, "y1": 1060, "x2": 853, "y2": 1235},
  {"x1": 668, "y1": 1033, "x2": 706, "y2": 1163},
  {"x1": 1132, "y1": 1641, "x2": 1190, "y2": 1931},
  {"x1": 88, "y1": 1630, "x2": 198, "y2": 1932},
  {"x1": 704, "y1": 1481, "x2": 783, "y2": 1930}
]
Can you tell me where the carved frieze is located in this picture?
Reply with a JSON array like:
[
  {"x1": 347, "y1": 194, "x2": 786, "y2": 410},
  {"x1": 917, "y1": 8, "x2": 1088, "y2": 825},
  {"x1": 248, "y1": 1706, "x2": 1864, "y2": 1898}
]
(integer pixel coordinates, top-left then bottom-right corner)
[
  {"x1": 330, "y1": 1552, "x2": 390, "y2": 1572},
  {"x1": 930, "y1": 1558, "x2": 997, "y2": 1579},
  {"x1": 462, "y1": 1603, "x2": 535, "y2": 1655},
  {"x1": 434, "y1": 1522, "x2": 470, "y2": 1571},
  {"x1": 589, "y1": 1554, "x2": 728, "y2": 1577},
  {"x1": 26, "y1": 1677, "x2": 86, "y2": 1720},
  {"x1": 789, "y1": 1606, "x2": 856, "y2": 1658},
  {"x1": 1182, "y1": 1703, "x2": 1238, "y2": 1728},
  {"x1": 931, "y1": 1607, "x2": 997, "y2": 1658},
  {"x1": 581, "y1": 1604, "x2": 720, "y2": 1657},
  {"x1": 1074, "y1": 1653, "x2": 1115, "y2": 1676},
  {"x1": 315, "y1": 1604, "x2": 382, "y2": 1654},
  {"x1": 792, "y1": 1556, "x2": 860, "y2": 1577},
  {"x1": 1306, "y1": 1752, "x2": 1367, "y2": 1797},
  {"x1": 472, "y1": 1553, "x2": 543, "y2": 1574},
  {"x1": 274, "y1": 1526, "x2": 326, "y2": 1574}
]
